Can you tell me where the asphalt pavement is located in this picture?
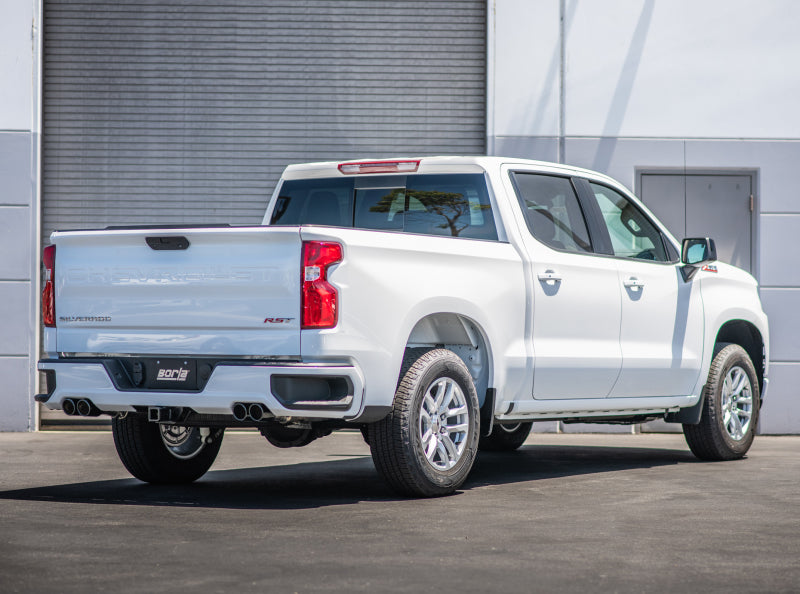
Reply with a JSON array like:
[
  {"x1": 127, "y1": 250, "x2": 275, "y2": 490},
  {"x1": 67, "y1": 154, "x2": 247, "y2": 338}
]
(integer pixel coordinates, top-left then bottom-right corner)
[{"x1": 1, "y1": 430, "x2": 798, "y2": 593}]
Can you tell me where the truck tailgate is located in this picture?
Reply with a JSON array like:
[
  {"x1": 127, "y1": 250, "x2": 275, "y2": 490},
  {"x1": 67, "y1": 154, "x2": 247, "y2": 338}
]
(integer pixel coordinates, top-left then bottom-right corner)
[{"x1": 51, "y1": 227, "x2": 302, "y2": 356}]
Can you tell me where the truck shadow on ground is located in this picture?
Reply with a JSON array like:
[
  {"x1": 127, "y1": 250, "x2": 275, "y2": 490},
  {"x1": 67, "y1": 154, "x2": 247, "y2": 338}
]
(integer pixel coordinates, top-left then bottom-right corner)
[{"x1": 0, "y1": 443, "x2": 696, "y2": 510}]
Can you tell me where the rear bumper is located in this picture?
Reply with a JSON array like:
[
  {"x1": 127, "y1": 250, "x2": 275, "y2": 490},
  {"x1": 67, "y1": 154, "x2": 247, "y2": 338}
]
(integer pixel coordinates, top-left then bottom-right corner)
[{"x1": 37, "y1": 358, "x2": 366, "y2": 420}]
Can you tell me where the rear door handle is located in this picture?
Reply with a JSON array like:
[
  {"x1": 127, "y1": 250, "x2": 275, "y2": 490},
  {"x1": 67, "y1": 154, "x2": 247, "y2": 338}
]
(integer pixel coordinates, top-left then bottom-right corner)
[
  {"x1": 538, "y1": 269, "x2": 562, "y2": 284},
  {"x1": 623, "y1": 277, "x2": 645, "y2": 290}
]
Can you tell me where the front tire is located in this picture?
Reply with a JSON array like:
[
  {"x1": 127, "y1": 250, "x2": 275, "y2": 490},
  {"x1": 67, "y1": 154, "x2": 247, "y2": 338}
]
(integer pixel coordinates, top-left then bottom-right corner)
[
  {"x1": 112, "y1": 413, "x2": 224, "y2": 484},
  {"x1": 478, "y1": 422, "x2": 533, "y2": 451},
  {"x1": 370, "y1": 349, "x2": 480, "y2": 497},
  {"x1": 683, "y1": 343, "x2": 759, "y2": 461}
]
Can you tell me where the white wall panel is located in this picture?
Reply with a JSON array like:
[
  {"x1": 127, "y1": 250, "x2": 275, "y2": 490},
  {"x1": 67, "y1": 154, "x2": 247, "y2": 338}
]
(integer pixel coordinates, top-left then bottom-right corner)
[
  {"x1": 0, "y1": 2, "x2": 33, "y2": 130},
  {"x1": 492, "y1": 0, "x2": 560, "y2": 137},
  {"x1": 564, "y1": 137, "x2": 684, "y2": 191},
  {"x1": 564, "y1": 0, "x2": 800, "y2": 138},
  {"x1": 0, "y1": 357, "x2": 32, "y2": 431},
  {"x1": 759, "y1": 363, "x2": 800, "y2": 434},
  {"x1": 0, "y1": 207, "x2": 32, "y2": 280},
  {"x1": 0, "y1": 0, "x2": 37, "y2": 430},
  {"x1": 759, "y1": 215, "x2": 800, "y2": 287},
  {"x1": 0, "y1": 133, "x2": 34, "y2": 206},
  {"x1": 685, "y1": 140, "x2": 800, "y2": 214},
  {"x1": 0, "y1": 283, "x2": 32, "y2": 356},
  {"x1": 493, "y1": 136, "x2": 559, "y2": 161},
  {"x1": 760, "y1": 289, "x2": 800, "y2": 362}
]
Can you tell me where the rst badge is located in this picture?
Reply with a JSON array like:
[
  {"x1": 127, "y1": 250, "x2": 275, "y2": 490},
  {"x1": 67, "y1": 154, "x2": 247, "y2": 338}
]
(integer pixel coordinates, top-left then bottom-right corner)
[{"x1": 264, "y1": 317, "x2": 294, "y2": 324}]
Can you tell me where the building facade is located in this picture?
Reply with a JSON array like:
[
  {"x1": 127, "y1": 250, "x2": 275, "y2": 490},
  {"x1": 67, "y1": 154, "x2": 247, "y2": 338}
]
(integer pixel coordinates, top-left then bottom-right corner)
[
  {"x1": 1, "y1": 0, "x2": 797, "y2": 432},
  {"x1": 488, "y1": 0, "x2": 800, "y2": 433}
]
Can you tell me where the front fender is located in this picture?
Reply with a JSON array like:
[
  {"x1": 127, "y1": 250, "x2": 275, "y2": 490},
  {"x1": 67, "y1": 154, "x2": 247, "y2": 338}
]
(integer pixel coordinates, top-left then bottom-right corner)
[{"x1": 689, "y1": 267, "x2": 770, "y2": 399}]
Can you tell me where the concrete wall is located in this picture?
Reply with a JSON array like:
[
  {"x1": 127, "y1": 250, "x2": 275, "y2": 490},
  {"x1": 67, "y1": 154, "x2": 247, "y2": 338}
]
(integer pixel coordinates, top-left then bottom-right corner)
[
  {"x1": 0, "y1": 1, "x2": 40, "y2": 430},
  {"x1": 489, "y1": 0, "x2": 800, "y2": 433}
]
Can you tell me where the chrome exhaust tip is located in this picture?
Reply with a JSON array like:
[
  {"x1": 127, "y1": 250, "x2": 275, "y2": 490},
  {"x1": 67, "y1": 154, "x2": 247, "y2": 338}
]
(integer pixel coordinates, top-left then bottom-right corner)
[
  {"x1": 248, "y1": 403, "x2": 265, "y2": 421},
  {"x1": 232, "y1": 402, "x2": 248, "y2": 422},
  {"x1": 76, "y1": 399, "x2": 93, "y2": 416},
  {"x1": 62, "y1": 398, "x2": 76, "y2": 416}
]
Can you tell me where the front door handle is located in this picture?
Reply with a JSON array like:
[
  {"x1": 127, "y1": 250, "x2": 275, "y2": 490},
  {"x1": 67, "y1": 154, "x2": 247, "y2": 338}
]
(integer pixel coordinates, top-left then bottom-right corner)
[
  {"x1": 538, "y1": 269, "x2": 562, "y2": 285},
  {"x1": 623, "y1": 277, "x2": 645, "y2": 290}
]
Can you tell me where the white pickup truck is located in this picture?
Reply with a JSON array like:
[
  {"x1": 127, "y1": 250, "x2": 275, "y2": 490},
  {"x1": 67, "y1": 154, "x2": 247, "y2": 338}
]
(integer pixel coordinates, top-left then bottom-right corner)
[{"x1": 37, "y1": 157, "x2": 769, "y2": 496}]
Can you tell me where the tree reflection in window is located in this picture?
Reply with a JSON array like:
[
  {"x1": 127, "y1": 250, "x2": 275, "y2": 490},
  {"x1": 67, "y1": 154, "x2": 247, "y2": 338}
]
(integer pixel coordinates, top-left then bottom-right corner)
[{"x1": 370, "y1": 189, "x2": 490, "y2": 237}]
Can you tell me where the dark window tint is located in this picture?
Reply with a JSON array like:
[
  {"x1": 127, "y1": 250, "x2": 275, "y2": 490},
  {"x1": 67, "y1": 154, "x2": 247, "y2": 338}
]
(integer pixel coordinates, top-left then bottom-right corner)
[
  {"x1": 354, "y1": 187, "x2": 406, "y2": 231},
  {"x1": 589, "y1": 183, "x2": 668, "y2": 262},
  {"x1": 512, "y1": 173, "x2": 592, "y2": 253},
  {"x1": 271, "y1": 173, "x2": 498, "y2": 241},
  {"x1": 405, "y1": 174, "x2": 497, "y2": 240},
  {"x1": 270, "y1": 178, "x2": 353, "y2": 226}
]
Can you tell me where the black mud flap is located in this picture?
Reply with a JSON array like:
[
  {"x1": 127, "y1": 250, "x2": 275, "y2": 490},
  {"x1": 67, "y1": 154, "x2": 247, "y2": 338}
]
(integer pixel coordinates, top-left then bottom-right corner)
[
  {"x1": 665, "y1": 395, "x2": 705, "y2": 425},
  {"x1": 480, "y1": 388, "x2": 496, "y2": 437}
]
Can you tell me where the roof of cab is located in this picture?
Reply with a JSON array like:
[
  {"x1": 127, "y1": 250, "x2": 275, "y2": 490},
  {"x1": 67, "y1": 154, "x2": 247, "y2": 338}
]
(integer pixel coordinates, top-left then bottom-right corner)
[{"x1": 280, "y1": 155, "x2": 621, "y2": 188}]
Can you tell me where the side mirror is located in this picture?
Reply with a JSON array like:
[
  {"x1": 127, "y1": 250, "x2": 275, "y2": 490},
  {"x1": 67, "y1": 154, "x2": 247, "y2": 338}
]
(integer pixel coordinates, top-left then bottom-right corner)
[
  {"x1": 680, "y1": 238, "x2": 717, "y2": 281},
  {"x1": 681, "y1": 237, "x2": 717, "y2": 266}
]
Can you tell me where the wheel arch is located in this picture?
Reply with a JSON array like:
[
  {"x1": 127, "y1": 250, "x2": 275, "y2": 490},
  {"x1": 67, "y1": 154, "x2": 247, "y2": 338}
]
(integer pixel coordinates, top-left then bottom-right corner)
[
  {"x1": 715, "y1": 319, "x2": 765, "y2": 396},
  {"x1": 404, "y1": 312, "x2": 493, "y2": 407}
]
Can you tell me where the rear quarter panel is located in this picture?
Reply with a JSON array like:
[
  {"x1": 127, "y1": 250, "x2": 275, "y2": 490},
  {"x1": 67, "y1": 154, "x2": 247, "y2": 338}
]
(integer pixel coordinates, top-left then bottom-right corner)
[{"x1": 298, "y1": 227, "x2": 528, "y2": 413}]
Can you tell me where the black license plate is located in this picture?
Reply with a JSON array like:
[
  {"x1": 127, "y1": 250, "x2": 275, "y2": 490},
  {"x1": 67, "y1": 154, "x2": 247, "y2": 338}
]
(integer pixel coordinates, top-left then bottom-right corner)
[{"x1": 148, "y1": 358, "x2": 197, "y2": 390}]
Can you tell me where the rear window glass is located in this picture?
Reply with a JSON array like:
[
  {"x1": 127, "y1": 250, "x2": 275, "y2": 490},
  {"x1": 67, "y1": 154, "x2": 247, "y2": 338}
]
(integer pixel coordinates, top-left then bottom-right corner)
[{"x1": 270, "y1": 174, "x2": 498, "y2": 241}]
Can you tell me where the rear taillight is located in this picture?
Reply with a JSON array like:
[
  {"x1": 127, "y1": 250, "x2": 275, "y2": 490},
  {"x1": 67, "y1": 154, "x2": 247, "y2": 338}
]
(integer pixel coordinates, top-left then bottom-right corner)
[
  {"x1": 302, "y1": 241, "x2": 342, "y2": 329},
  {"x1": 42, "y1": 245, "x2": 56, "y2": 327}
]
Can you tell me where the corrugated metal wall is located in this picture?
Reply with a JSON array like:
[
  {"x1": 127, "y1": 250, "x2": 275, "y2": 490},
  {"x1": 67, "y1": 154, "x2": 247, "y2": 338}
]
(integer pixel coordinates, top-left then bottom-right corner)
[{"x1": 42, "y1": 0, "x2": 486, "y2": 238}]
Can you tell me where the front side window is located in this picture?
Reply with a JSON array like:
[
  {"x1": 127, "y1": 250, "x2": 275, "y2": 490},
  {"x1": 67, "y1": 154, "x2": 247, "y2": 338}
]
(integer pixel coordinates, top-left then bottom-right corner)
[
  {"x1": 589, "y1": 183, "x2": 668, "y2": 262},
  {"x1": 512, "y1": 172, "x2": 592, "y2": 253},
  {"x1": 272, "y1": 174, "x2": 498, "y2": 240}
]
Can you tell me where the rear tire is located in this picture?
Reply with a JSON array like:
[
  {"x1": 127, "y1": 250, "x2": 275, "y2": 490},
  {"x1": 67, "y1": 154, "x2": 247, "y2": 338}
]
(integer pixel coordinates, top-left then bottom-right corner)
[
  {"x1": 111, "y1": 413, "x2": 224, "y2": 484},
  {"x1": 370, "y1": 349, "x2": 480, "y2": 497},
  {"x1": 683, "y1": 343, "x2": 759, "y2": 461},
  {"x1": 478, "y1": 422, "x2": 533, "y2": 451}
]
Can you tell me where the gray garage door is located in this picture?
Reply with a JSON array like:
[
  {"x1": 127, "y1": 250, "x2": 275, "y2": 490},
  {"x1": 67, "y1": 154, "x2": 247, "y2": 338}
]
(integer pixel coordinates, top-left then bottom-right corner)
[
  {"x1": 40, "y1": 0, "x2": 485, "y2": 426},
  {"x1": 42, "y1": 0, "x2": 486, "y2": 240}
]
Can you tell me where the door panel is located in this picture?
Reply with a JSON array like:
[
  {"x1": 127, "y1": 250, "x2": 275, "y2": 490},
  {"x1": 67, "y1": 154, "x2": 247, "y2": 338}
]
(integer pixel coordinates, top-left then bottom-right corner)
[
  {"x1": 612, "y1": 261, "x2": 705, "y2": 397},
  {"x1": 531, "y1": 251, "x2": 622, "y2": 399},
  {"x1": 510, "y1": 171, "x2": 623, "y2": 400},
  {"x1": 586, "y1": 181, "x2": 705, "y2": 398}
]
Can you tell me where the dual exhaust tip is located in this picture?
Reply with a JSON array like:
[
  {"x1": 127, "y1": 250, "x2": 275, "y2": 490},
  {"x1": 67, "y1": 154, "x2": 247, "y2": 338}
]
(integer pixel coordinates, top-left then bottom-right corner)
[
  {"x1": 232, "y1": 402, "x2": 267, "y2": 422},
  {"x1": 63, "y1": 398, "x2": 267, "y2": 421},
  {"x1": 62, "y1": 398, "x2": 99, "y2": 417}
]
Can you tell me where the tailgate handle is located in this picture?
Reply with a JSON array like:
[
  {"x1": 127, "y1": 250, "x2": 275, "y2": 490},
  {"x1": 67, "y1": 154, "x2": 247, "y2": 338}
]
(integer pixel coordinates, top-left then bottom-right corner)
[{"x1": 145, "y1": 236, "x2": 190, "y2": 251}]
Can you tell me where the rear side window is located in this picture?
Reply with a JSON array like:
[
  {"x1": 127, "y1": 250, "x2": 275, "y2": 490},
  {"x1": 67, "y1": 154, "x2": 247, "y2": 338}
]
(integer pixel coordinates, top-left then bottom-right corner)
[
  {"x1": 512, "y1": 172, "x2": 592, "y2": 253},
  {"x1": 271, "y1": 174, "x2": 498, "y2": 241}
]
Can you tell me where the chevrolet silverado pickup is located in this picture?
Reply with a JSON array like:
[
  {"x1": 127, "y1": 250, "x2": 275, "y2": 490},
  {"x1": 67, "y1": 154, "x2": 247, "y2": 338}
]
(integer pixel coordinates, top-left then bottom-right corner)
[{"x1": 37, "y1": 157, "x2": 769, "y2": 496}]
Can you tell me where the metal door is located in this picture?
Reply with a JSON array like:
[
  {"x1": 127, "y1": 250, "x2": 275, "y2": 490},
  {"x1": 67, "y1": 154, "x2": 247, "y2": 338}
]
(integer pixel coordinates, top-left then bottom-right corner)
[{"x1": 639, "y1": 173, "x2": 753, "y2": 273}]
